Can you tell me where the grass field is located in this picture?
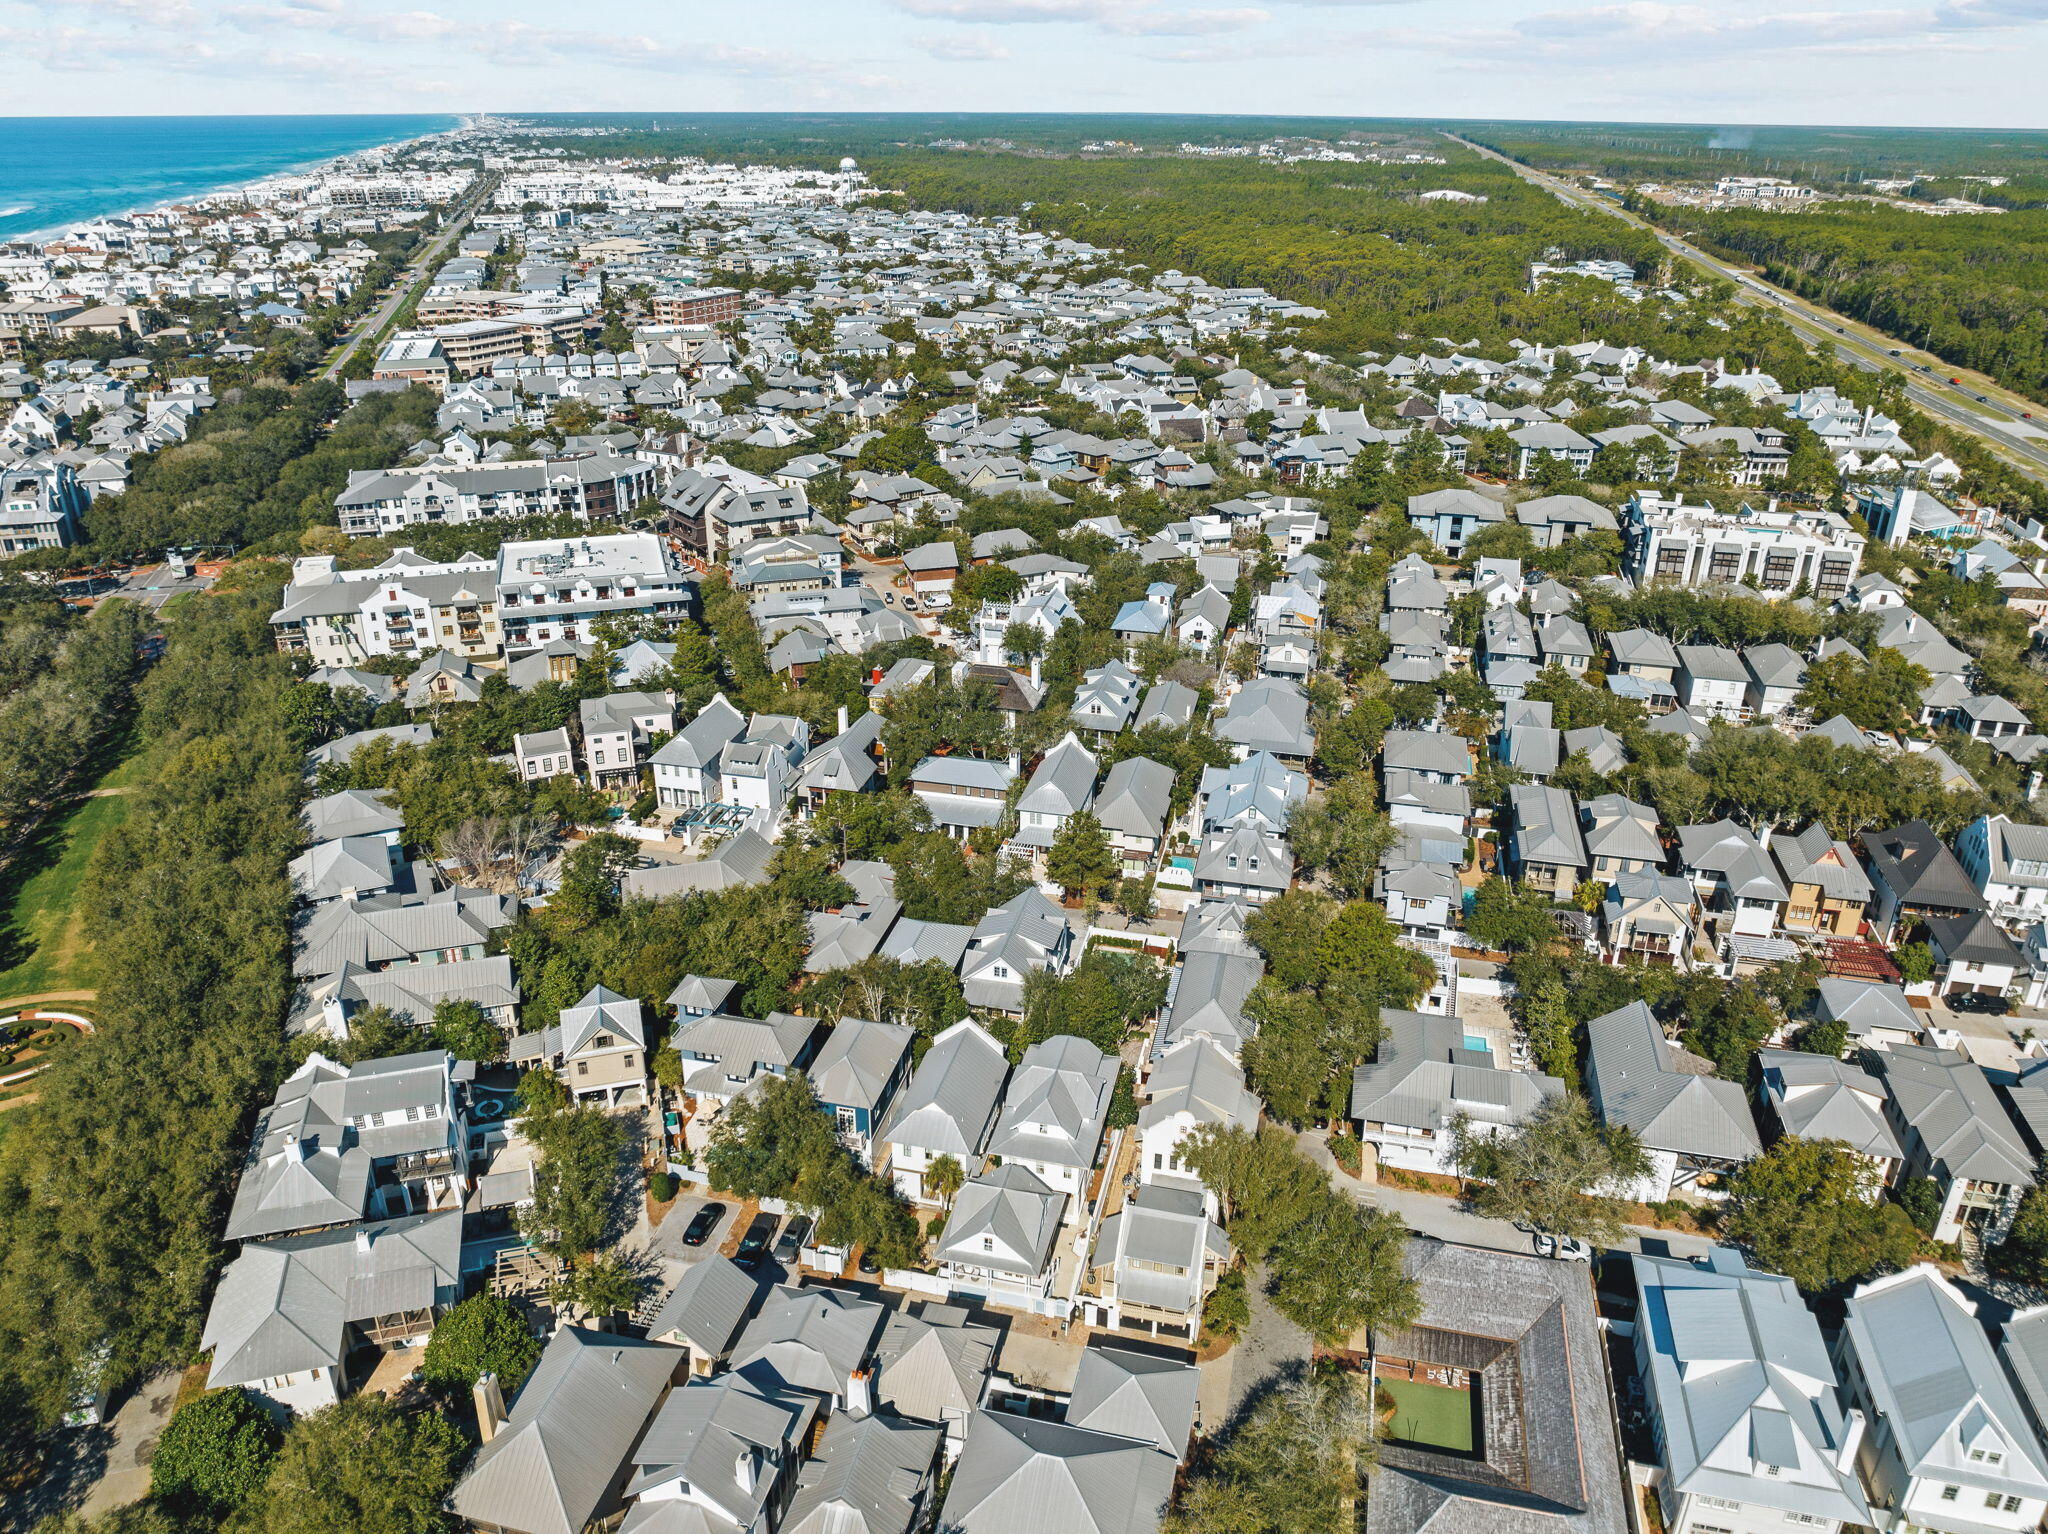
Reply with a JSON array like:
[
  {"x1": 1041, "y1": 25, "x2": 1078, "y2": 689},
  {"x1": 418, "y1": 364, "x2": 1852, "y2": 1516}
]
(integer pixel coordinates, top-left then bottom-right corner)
[
  {"x1": 0, "y1": 741, "x2": 150, "y2": 1001},
  {"x1": 1381, "y1": 1377, "x2": 1478, "y2": 1454}
]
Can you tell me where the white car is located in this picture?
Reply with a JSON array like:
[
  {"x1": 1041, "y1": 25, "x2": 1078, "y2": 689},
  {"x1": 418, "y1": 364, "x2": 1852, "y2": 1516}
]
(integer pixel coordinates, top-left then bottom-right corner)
[{"x1": 1533, "y1": 1231, "x2": 1593, "y2": 1262}]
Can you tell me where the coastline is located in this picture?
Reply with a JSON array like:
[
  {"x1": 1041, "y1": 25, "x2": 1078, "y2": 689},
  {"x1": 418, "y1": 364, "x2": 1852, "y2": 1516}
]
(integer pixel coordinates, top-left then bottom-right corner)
[{"x1": 2, "y1": 116, "x2": 463, "y2": 245}]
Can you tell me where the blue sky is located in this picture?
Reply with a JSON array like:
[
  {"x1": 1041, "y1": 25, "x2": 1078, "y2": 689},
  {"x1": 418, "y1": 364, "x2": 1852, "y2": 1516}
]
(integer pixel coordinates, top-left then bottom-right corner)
[{"x1": 6, "y1": 0, "x2": 2047, "y2": 128}]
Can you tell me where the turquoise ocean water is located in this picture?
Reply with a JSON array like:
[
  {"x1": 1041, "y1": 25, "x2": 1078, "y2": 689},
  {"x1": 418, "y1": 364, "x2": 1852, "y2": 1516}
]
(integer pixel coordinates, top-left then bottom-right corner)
[{"x1": 0, "y1": 116, "x2": 459, "y2": 241}]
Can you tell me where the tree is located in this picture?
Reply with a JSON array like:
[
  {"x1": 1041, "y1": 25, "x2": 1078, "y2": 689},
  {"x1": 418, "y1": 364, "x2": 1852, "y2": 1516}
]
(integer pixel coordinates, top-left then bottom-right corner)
[
  {"x1": 1683, "y1": 979, "x2": 1778, "y2": 1081},
  {"x1": 1244, "y1": 888, "x2": 1338, "y2": 991},
  {"x1": 150, "y1": 1386, "x2": 282, "y2": 1519},
  {"x1": 520, "y1": 1105, "x2": 626, "y2": 1262},
  {"x1": 925, "y1": 1153, "x2": 965, "y2": 1211},
  {"x1": 419, "y1": 1293, "x2": 541, "y2": 1395},
  {"x1": 1797, "y1": 649, "x2": 1930, "y2": 734},
  {"x1": 1895, "y1": 1175, "x2": 1945, "y2": 1235},
  {"x1": 1465, "y1": 874, "x2": 1562, "y2": 953},
  {"x1": 704, "y1": 1071, "x2": 839, "y2": 1198},
  {"x1": 556, "y1": 1251, "x2": 647, "y2": 1319},
  {"x1": 242, "y1": 1394, "x2": 467, "y2": 1534},
  {"x1": 517, "y1": 1065, "x2": 569, "y2": 1120},
  {"x1": 1452, "y1": 1094, "x2": 1652, "y2": 1245},
  {"x1": 1720, "y1": 1138, "x2": 1919, "y2": 1292},
  {"x1": 1515, "y1": 972, "x2": 1579, "y2": 1083},
  {"x1": 1178, "y1": 1124, "x2": 1333, "y2": 1265},
  {"x1": 1992, "y1": 1174, "x2": 2048, "y2": 1288},
  {"x1": 1165, "y1": 1365, "x2": 1373, "y2": 1534},
  {"x1": 429, "y1": 997, "x2": 504, "y2": 1063},
  {"x1": 1045, "y1": 811, "x2": 1117, "y2": 904},
  {"x1": 550, "y1": 831, "x2": 637, "y2": 929},
  {"x1": 1286, "y1": 775, "x2": 1397, "y2": 901},
  {"x1": 1267, "y1": 1196, "x2": 1419, "y2": 1347}
]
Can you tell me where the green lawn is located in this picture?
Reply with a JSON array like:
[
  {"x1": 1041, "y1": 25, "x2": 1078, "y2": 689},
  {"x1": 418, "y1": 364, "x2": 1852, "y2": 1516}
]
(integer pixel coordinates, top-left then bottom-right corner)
[
  {"x1": 0, "y1": 746, "x2": 149, "y2": 1000},
  {"x1": 1380, "y1": 1377, "x2": 1477, "y2": 1454}
]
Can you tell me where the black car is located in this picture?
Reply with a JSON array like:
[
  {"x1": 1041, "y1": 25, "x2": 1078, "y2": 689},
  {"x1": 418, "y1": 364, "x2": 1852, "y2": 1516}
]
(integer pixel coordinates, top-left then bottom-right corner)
[
  {"x1": 680, "y1": 1201, "x2": 726, "y2": 1247},
  {"x1": 773, "y1": 1216, "x2": 813, "y2": 1266},
  {"x1": 1949, "y1": 991, "x2": 2011, "y2": 1016},
  {"x1": 857, "y1": 1249, "x2": 881, "y2": 1275},
  {"x1": 735, "y1": 1212, "x2": 780, "y2": 1268}
]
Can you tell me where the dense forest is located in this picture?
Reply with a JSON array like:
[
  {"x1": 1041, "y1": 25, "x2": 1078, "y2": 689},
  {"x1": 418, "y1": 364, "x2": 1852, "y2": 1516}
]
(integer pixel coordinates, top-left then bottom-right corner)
[{"x1": 1640, "y1": 200, "x2": 2048, "y2": 399}]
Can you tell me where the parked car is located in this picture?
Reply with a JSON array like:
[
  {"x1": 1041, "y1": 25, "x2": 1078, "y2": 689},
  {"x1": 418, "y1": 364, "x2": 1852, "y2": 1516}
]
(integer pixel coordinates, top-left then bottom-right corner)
[
  {"x1": 857, "y1": 1249, "x2": 881, "y2": 1276},
  {"x1": 1949, "y1": 990, "x2": 2011, "y2": 1016},
  {"x1": 736, "y1": 1212, "x2": 780, "y2": 1268},
  {"x1": 1534, "y1": 1231, "x2": 1593, "y2": 1262},
  {"x1": 774, "y1": 1216, "x2": 814, "y2": 1266},
  {"x1": 681, "y1": 1201, "x2": 726, "y2": 1247}
]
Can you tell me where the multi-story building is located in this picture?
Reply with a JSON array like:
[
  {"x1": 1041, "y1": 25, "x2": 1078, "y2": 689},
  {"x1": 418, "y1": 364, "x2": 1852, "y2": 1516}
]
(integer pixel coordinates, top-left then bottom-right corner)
[
  {"x1": 267, "y1": 549, "x2": 502, "y2": 663},
  {"x1": 651, "y1": 286, "x2": 744, "y2": 326},
  {"x1": 495, "y1": 532, "x2": 691, "y2": 651},
  {"x1": 334, "y1": 451, "x2": 657, "y2": 537},
  {"x1": 661, "y1": 462, "x2": 814, "y2": 561},
  {"x1": 0, "y1": 461, "x2": 86, "y2": 551},
  {"x1": 1635, "y1": 1247, "x2": 1872, "y2": 1534},
  {"x1": 1624, "y1": 494, "x2": 1863, "y2": 598}
]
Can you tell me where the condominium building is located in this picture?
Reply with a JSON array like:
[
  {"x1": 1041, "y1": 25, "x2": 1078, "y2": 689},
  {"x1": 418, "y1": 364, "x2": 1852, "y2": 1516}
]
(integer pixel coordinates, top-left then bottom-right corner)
[
  {"x1": 1624, "y1": 495, "x2": 1863, "y2": 598},
  {"x1": 494, "y1": 533, "x2": 692, "y2": 651},
  {"x1": 651, "y1": 286, "x2": 744, "y2": 326},
  {"x1": 334, "y1": 451, "x2": 657, "y2": 537}
]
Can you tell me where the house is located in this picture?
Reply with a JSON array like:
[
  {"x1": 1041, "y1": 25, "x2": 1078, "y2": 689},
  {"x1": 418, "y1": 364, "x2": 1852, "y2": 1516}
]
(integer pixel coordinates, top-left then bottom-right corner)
[
  {"x1": 1676, "y1": 820, "x2": 1788, "y2": 939},
  {"x1": 514, "y1": 727, "x2": 576, "y2": 782},
  {"x1": 650, "y1": 693, "x2": 747, "y2": 809},
  {"x1": 989, "y1": 1034, "x2": 1117, "y2": 1213},
  {"x1": 508, "y1": 984, "x2": 648, "y2": 1106},
  {"x1": 201, "y1": 1209, "x2": 461, "y2": 1416},
  {"x1": 881, "y1": 1019, "x2": 1008, "y2": 1206},
  {"x1": 940, "y1": 1401, "x2": 1180, "y2": 1534},
  {"x1": 621, "y1": 1371, "x2": 819, "y2": 1534},
  {"x1": 1601, "y1": 869, "x2": 1702, "y2": 969},
  {"x1": 784, "y1": 1413, "x2": 944, "y2": 1534},
  {"x1": 1675, "y1": 644, "x2": 1750, "y2": 721},
  {"x1": 808, "y1": 1017, "x2": 914, "y2": 1166},
  {"x1": 874, "y1": 1301, "x2": 1000, "y2": 1452},
  {"x1": 1863, "y1": 819, "x2": 1989, "y2": 941},
  {"x1": 1213, "y1": 676, "x2": 1315, "y2": 765},
  {"x1": 1350, "y1": 1010, "x2": 1564, "y2": 1176},
  {"x1": 961, "y1": 889, "x2": 1075, "y2": 1015},
  {"x1": 1516, "y1": 492, "x2": 1619, "y2": 547},
  {"x1": 1082, "y1": 1182, "x2": 1230, "y2": 1339},
  {"x1": 1138, "y1": 1038, "x2": 1261, "y2": 1197},
  {"x1": 1607, "y1": 627, "x2": 1680, "y2": 711},
  {"x1": 1743, "y1": 643, "x2": 1807, "y2": 719},
  {"x1": 907, "y1": 755, "x2": 1016, "y2": 841},
  {"x1": 730, "y1": 1282, "x2": 888, "y2": 1411},
  {"x1": 1092, "y1": 756, "x2": 1174, "y2": 871},
  {"x1": 933, "y1": 1163, "x2": 1067, "y2": 1306},
  {"x1": 1193, "y1": 752, "x2": 1304, "y2": 836},
  {"x1": 1956, "y1": 814, "x2": 2048, "y2": 924},
  {"x1": 288, "y1": 834, "x2": 402, "y2": 905},
  {"x1": 224, "y1": 1050, "x2": 469, "y2": 1242},
  {"x1": 1774, "y1": 823, "x2": 1873, "y2": 938},
  {"x1": 448, "y1": 1328, "x2": 686, "y2": 1534},
  {"x1": 1510, "y1": 421, "x2": 1597, "y2": 478},
  {"x1": 1366, "y1": 1238, "x2": 1630, "y2": 1534},
  {"x1": 667, "y1": 1009, "x2": 818, "y2": 1109},
  {"x1": 621, "y1": 828, "x2": 776, "y2": 900},
  {"x1": 1012, "y1": 732, "x2": 1098, "y2": 854},
  {"x1": 1756, "y1": 1049, "x2": 1904, "y2": 1184},
  {"x1": 1154, "y1": 900, "x2": 1266, "y2": 1061},
  {"x1": 1507, "y1": 784, "x2": 1587, "y2": 901},
  {"x1": 1632, "y1": 1248, "x2": 1872, "y2": 1534},
  {"x1": 1407, "y1": 487, "x2": 1505, "y2": 554},
  {"x1": 1809, "y1": 978, "x2": 1922, "y2": 1050},
  {"x1": 1072, "y1": 660, "x2": 1142, "y2": 737},
  {"x1": 1925, "y1": 909, "x2": 2026, "y2": 999},
  {"x1": 645, "y1": 1254, "x2": 760, "y2": 1376},
  {"x1": 1581, "y1": 793, "x2": 1663, "y2": 882},
  {"x1": 1838, "y1": 1267, "x2": 2048, "y2": 1534},
  {"x1": 1869, "y1": 1045, "x2": 2033, "y2": 1244},
  {"x1": 902, "y1": 540, "x2": 962, "y2": 600},
  {"x1": 1194, "y1": 823, "x2": 1293, "y2": 905},
  {"x1": 1584, "y1": 1001, "x2": 1761, "y2": 1201}
]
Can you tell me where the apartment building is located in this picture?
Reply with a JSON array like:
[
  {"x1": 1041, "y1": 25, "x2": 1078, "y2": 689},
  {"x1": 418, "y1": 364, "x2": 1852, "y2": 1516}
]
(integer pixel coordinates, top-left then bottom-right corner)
[
  {"x1": 267, "y1": 549, "x2": 502, "y2": 663},
  {"x1": 334, "y1": 451, "x2": 657, "y2": 537},
  {"x1": 494, "y1": 532, "x2": 692, "y2": 651},
  {"x1": 0, "y1": 461, "x2": 87, "y2": 551},
  {"x1": 651, "y1": 286, "x2": 744, "y2": 326},
  {"x1": 1624, "y1": 494, "x2": 1863, "y2": 598}
]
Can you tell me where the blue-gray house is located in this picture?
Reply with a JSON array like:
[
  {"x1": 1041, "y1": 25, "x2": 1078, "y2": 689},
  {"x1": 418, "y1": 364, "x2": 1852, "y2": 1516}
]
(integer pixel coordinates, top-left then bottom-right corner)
[{"x1": 809, "y1": 1017, "x2": 916, "y2": 1167}]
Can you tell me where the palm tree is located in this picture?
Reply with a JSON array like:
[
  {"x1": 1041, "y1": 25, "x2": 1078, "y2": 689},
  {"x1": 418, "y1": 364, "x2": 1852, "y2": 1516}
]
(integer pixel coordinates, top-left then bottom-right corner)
[{"x1": 926, "y1": 1154, "x2": 965, "y2": 1212}]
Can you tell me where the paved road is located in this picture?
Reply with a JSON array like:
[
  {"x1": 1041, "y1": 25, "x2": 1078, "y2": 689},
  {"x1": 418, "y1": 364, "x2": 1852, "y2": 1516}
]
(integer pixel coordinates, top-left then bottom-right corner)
[
  {"x1": 1222, "y1": 1262, "x2": 1313, "y2": 1422},
  {"x1": 1447, "y1": 133, "x2": 2048, "y2": 486},
  {"x1": 105, "y1": 562, "x2": 213, "y2": 613},
  {"x1": 319, "y1": 173, "x2": 498, "y2": 382}
]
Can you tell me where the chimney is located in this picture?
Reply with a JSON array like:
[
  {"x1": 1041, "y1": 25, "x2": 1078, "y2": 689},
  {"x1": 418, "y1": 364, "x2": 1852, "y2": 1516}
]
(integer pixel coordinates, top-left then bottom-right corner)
[
  {"x1": 1029, "y1": 653, "x2": 1042, "y2": 687},
  {"x1": 354, "y1": 1227, "x2": 374, "y2": 1254},
  {"x1": 846, "y1": 1368, "x2": 874, "y2": 1417},
  {"x1": 474, "y1": 1373, "x2": 508, "y2": 1443},
  {"x1": 1836, "y1": 1408, "x2": 1866, "y2": 1473},
  {"x1": 836, "y1": 704, "x2": 849, "y2": 734},
  {"x1": 735, "y1": 1448, "x2": 759, "y2": 1495}
]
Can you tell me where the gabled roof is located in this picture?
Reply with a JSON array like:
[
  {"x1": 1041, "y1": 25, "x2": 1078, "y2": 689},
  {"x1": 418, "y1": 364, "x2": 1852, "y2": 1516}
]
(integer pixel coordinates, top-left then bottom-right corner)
[
  {"x1": 646, "y1": 1254, "x2": 760, "y2": 1359},
  {"x1": 882, "y1": 1019, "x2": 1008, "y2": 1157},
  {"x1": 731, "y1": 1283, "x2": 888, "y2": 1398},
  {"x1": 1871, "y1": 1044, "x2": 2034, "y2": 1188},
  {"x1": 1862, "y1": 820, "x2": 1986, "y2": 913},
  {"x1": 875, "y1": 1302, "x2": 1001, "y2": 1427},
  {"x1": 450, "y1": 1328, "x2": 683, "y2": 1534},
  {"x1": 937, "y1": 1164, "x2": 1065, "y2": 1279},
  {"x1": 809, "y1": 1017, "x2": 914, "y2": 1112},
  {"x1": 1067, "y1": 1347, "x2": 1200, "y2": 1458},
  {"x1": 941, "y1": 1409, "x2": 1178, "y2": 1534},
  {"x1": 785, "y1": 1412, "x2": 942, "y2": 1534},
  {"x1": 1584, "y1": 1002, "x2": 1762, "y2": 1161}
]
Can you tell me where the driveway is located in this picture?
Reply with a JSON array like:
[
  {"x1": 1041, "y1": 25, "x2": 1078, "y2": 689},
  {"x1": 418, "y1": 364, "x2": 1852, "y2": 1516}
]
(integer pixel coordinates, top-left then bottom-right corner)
[
  {"x1": 8, "y1": 1370, "x2": 180, "y2": 1533},
  {"x1": 1221, "y1": 1263, "x2": 1313, "y2": 1422}
]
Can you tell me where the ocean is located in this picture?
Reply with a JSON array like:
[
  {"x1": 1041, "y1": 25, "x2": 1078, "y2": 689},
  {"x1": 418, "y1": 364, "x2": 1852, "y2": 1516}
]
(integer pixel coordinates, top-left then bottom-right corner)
[{"x1": 0, "y1": 115, "x2": 460, "y2": 241}]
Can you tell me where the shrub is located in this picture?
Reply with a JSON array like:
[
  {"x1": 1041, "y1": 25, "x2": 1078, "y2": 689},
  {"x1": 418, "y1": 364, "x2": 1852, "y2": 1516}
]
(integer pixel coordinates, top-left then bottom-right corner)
[
  {"x1": 150, "y1": 1386, "x2": 282, "y2": 1518},
  {"x1": 419, "y1": 1293, "x2": 542, "y2": 1395},
  {"x1": 648, "y1": 1171, "x2": 679, "y2": 1204}
]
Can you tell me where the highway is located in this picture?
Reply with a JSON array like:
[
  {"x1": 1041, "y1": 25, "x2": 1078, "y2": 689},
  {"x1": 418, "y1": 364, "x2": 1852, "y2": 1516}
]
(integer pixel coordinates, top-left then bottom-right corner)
[
  {"x1": 320, "y1": 172, "x2": 498, "y2": 383},
  {"x1": 1444, "y1": 134, "x2": 2048, "y2": 486}
]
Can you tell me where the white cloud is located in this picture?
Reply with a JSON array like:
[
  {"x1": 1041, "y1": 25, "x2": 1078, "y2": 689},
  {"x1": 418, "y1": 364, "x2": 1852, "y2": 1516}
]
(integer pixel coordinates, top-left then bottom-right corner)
[
  {"x1": 894, "y1": 0, "x2": 1267, "y2": 33},
  {"x1": 918, "y1": 29, "x2": 1013, "y2": 56}
]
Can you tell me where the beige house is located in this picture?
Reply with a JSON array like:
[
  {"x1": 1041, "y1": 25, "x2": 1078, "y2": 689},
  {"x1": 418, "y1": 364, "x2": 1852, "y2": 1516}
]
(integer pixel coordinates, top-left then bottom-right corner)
[{"x1": 509, "y1": 984, "x2": 648, "y2": 1106}]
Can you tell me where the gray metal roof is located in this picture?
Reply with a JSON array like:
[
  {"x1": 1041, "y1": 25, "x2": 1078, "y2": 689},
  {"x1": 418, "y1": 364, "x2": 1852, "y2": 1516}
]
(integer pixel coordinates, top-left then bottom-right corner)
[
  {"x1": 731, "y1": 1283, "x2": 888, "y2": 1399},
  {"x1": 785, "y1": 1412, "x2": 942, "y2": 1534},
  {"x1": 1583, "y1": 1002, "x2": 1762, "y2": 1161},
  {"x1": 808, "y1": 1017, "x2": 914, "y2": 1113},
  {"x1": 882, "y1": 1019, "x2": 1008, "y2": 1158},
  {"x1": 1631, "y1": 1248, "x2": 1869, "y2": 1526},
  {"x1": 1872, "y1": 1045, "x2": 2034, "y2": 1188},
  {"x1": 1845, "y1": 1267, "x2": 2048, "y2": 1496},
  {"x1": 936, "y1": 1164, "x2": 1065, "y2": 1279},
  {"x1": 1755, "y1": 1049, "x2": 1903, "y2": 1162},
  {"x1": 875, "y1": 1302, "x2": 1000, "y2": 1428},
  {"x1": 450, "y1": 1327, "x2": 683, "y2": 1534},
  {"x1": 989, "y1": 1035, "x2": 1116, "y2": 1172},
  {"x1": 940, "y1": 1409, "x2": 1178, "y2": 1534},
  {"x1": 1067, "y1": 1347, "x2": 1200, "y2": 1458},
  {"x1": 646, "y1": 1254, "x2": 760, "y2": 1360},
  {"x1": 1352, "y1": 1010, "x2": 1563, "y2": 1135}
]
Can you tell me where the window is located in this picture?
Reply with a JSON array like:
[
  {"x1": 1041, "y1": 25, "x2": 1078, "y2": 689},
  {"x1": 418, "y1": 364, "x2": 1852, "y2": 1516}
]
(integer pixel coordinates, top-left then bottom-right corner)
[
  {"x1": 1986, "y1": 1492, "x2": 2005, "y2": 1510},
  {"x1": 2006, "y1": 1496, "x2": 2023, "y2": 1512},
  {"x1": 575, "y1": 1061, "x2": 588, "y2": 1076},
  {"x1": 1941, "y1": 1486, "x2": 1960, "y2": 1502}
]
